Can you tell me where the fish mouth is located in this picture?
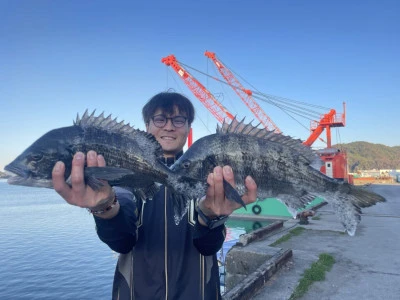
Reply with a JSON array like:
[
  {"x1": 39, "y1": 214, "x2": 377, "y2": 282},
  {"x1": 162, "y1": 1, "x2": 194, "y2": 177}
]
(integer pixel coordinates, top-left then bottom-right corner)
[
  {"x1": 4, "y1": 163, "x2": 29, "y2": 179},
  {"x1": 4, "y1": 164, "x2": 53, "y2": 188},
  {"x1": 6, "y1": 175, "x2": 53, "y2": 188}
]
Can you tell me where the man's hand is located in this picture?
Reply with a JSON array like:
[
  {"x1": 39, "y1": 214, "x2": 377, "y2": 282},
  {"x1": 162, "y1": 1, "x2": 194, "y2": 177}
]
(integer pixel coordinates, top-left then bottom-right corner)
[
  {"x1": 52, "y1": 150, "x2": 118, "y2": 218},
  {"x1": 197, "y1": 165, "x2": 257, "y2": 223}
]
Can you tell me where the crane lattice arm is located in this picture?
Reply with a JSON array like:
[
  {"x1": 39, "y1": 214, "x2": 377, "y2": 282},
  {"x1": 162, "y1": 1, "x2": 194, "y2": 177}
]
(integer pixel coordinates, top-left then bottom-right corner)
[
  {"x1": 205, "y1": 51, "x2": 281, "y2": 133},
  {"x1": 161, "y1": 54, "x2": 234, "y2": 124}
]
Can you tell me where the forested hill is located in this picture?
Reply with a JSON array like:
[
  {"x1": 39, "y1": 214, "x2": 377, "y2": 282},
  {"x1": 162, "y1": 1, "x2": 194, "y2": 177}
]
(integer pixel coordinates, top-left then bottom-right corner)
[{"x1": 333, "y1": 141, "x2": 400, "y2": 172}]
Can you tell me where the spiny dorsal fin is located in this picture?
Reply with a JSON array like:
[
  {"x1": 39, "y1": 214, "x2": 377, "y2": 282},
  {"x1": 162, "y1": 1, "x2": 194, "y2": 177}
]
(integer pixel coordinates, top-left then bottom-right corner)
[
  {"x1": 74, "y1": 109, "x2": 137, "y2": 134},
  {"x1": 74, "y1": 109, "x2": 164, "y2": 158},
  {"x1": 217, "y1": 117, "x2": 320, "y2": 165}
]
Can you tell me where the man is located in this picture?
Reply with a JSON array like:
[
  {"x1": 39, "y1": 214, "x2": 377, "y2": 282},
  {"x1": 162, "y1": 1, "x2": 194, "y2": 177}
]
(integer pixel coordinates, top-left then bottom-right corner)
[{"x1": 52, "y1": 92, "x2": 257, "y2": 299}]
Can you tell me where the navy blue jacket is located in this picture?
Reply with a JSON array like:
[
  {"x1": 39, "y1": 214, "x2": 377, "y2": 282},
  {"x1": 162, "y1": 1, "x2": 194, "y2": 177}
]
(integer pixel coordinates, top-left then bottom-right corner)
[{"x1": 95, "y1": 173, "x2": 225, "y2": 299}]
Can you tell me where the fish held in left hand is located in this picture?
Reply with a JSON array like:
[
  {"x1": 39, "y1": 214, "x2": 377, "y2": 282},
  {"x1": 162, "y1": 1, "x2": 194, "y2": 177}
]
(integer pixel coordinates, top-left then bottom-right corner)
[{"x1": 171, "y1": 117, "x2": 386, "y2": 236}]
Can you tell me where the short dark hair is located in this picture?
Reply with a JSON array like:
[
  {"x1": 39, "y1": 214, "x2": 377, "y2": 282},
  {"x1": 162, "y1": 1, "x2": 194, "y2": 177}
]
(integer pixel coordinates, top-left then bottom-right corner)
[{"x1": 142, "y1": 91, "x2": 195, "y2": 125}]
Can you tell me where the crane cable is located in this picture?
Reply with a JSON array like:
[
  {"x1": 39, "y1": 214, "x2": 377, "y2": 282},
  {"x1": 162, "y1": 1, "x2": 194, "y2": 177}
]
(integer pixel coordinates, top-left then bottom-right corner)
[
  {"x1": 179, "y1": 59, "x2": 334, "y2": 132},
  {"x1": 218, "y1": 57, "x2": 331, "y2": 123}
]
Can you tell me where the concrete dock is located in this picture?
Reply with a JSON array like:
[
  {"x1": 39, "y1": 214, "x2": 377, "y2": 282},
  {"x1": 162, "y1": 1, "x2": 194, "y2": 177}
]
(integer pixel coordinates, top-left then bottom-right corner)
[{"x1": 223, "y1": 184, "x2": 400, "y2": 300}]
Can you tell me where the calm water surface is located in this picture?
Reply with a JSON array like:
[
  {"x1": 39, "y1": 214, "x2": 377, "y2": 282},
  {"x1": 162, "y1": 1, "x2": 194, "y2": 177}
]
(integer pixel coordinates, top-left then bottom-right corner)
[
  {"x1": 0, "y1": 180, "x2": 116, "y2": 299},
  {"x1": 0, "y1": 180, "x2": 269, "y2": 299}
]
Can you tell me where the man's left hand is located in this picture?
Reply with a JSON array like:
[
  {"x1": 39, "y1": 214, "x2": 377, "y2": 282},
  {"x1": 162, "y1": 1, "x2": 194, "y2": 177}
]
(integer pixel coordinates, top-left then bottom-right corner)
[{"x1": 197, "y1": 165, "x2": 257, "y2": 223}]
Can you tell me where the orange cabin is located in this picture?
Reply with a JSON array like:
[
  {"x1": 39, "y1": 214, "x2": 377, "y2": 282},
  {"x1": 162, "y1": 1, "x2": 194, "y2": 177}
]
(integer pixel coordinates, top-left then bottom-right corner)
[{"x1": 317, "y1": 148, "x2": 348, "y2": 182}]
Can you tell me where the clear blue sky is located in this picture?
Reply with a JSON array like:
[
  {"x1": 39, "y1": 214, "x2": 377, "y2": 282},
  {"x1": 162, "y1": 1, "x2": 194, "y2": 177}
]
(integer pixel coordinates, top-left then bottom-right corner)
[{"x1": 1, "y1": 0, "x2": 399, "y2": 171}]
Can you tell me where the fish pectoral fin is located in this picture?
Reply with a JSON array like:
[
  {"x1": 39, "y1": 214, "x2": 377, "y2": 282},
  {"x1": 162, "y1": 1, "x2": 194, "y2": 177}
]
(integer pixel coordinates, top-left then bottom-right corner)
[
  {"x1": 84, "y1": 167, "x2": 136, "y2": 190},
  {"x1": 85, "y1": 166, "x2": 136, "y2": 180},
  {"x1": 223, "y1": 179, "x2": 247, "y2": 209},
  {"x1": 86, "y1": 176, "x2": 105, "y2": 190}
]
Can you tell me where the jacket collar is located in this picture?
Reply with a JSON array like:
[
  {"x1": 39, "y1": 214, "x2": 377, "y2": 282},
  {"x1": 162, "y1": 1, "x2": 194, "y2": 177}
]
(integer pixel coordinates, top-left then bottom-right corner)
[{"x1": 159, "y1": 151, "x2": 184, "y2": 167}]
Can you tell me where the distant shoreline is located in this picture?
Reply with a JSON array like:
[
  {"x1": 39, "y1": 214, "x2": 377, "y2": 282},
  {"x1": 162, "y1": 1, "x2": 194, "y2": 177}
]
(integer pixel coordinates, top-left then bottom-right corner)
[{"x1": 0, "y1": 171, "x2": 10, "y2": 179}]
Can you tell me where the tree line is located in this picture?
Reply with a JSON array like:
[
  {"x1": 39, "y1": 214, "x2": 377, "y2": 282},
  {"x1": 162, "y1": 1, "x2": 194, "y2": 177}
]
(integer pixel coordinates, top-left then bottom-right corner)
[{"x1": 335, "y1": 141, "x2": 400, "y2": 172}]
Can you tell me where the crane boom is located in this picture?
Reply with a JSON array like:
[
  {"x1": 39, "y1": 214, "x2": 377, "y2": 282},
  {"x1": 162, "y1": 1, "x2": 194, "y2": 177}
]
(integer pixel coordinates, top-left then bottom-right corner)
[
  {"x1": 205, "y1": 51, "x2": 281, "y2": 133},
  {"x1": 161, "y1": 54, "x2": 234, "y2": 124}
]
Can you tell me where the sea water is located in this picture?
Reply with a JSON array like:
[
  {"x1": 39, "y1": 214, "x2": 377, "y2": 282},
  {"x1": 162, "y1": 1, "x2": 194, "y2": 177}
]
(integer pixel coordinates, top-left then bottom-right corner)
[
  {"x1": 0, "y1": 180, "x2": 115, "y2": 300},
  {"x1": 0, "y1": 179, "x2": 270, "y2": 299}
]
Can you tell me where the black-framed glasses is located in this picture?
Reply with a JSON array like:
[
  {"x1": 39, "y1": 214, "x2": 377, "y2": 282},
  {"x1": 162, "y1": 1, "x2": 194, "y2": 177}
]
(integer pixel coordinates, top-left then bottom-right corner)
[{"x1": 151, "y1": 114, "x2": 188, "y2": 128}]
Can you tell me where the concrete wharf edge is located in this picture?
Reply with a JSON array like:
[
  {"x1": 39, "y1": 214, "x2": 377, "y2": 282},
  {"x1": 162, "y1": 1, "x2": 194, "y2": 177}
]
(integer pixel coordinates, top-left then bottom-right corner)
[
  {"x1": 222, "y1": 247, "x2": 293, "y2": 300},
  {"x1": 222, "y1": 185, "x2": 400, "y2": 300},
  {"x1": 221, "y1": 220, "x2": 294, "y2": 300},
  {"x1": 222, "y1": 203, "x2": 327, "y2": 300}
]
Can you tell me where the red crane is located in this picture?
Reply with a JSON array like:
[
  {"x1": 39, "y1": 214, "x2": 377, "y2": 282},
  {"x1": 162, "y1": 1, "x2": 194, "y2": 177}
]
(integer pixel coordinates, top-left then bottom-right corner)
[
  {"x1": 204, "y1": 51, "x2": 348, "y2": 181},
  {"x1": 303, "y1": 104, "x2": 346, "y2": 147},
  {"x1": 162, "y1": 53, "x2": 348, "y2": 181},
  {"x1": 304, "y1": 103, "x2": 348, "y2": 181},
  {"x1": 161, "y1": 54, "x2": 234, "y2": 146},
  {"x1": 161, "y1": 55, "x2": 234, "y2": 124},
  {"x1": 205, "y1": 51, "x2": 281, "y2": 133}
]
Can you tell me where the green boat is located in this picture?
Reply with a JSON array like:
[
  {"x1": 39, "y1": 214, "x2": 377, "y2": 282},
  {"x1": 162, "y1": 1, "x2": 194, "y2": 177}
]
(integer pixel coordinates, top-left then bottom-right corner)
[{"x1": 232, "y1": 197, "x2": 326, "y2": 220}]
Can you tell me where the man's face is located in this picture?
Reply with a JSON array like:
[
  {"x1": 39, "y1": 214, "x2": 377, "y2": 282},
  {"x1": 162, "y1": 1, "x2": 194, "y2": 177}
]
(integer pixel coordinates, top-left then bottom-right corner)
[{"x1": 146, "y1": 107, "x2": 190, "y2": 157}]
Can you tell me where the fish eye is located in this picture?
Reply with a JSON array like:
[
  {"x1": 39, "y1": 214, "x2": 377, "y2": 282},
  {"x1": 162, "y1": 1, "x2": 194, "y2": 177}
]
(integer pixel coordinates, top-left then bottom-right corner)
[
  {"x1": 30, "y1": 153, "x2": 43, "y2": 161},
  {"x1": 182, "y1": 160, "x2": 191, "y2": 169}
]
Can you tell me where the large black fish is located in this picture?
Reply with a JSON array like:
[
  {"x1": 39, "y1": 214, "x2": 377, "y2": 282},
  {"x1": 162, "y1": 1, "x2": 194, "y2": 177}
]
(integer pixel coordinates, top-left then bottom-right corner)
[
  {"x1": 171, "y1": 118, "x2": 386, "y2": 236},
  {"x1": 5, "y1": 110, "x2": 243, "y2": 224}
]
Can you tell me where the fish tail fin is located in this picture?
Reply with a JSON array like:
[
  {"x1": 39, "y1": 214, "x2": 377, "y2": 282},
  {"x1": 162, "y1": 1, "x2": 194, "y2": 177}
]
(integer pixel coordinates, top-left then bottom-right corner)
[
  {"x1": 346, "y1": 184, "x2": 386, "y2": 208},
  {"x1": 171, "y1": 191, "x2": 191, "y2": 225},
  {"x1": 144, "y1": 183, "x2": 160, "y2": 200},
  {"x1": 130, "y1": 183, "x2": 160, "y2": 202},
  {"x1": 165, "y1": 174, "x2": 196, "y2": 224},
  {"x1": 333, "y1": 196, "x2": 362, "y2": 236},
  {"x1": 332, "y1": 184, "x2": 385, "y2": 236}
]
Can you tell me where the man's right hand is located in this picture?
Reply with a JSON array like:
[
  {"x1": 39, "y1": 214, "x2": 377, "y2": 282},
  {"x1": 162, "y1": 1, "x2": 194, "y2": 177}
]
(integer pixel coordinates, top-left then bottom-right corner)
[{"x1": 52, "y1": 150, "x2": 119, "y2": 218}]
